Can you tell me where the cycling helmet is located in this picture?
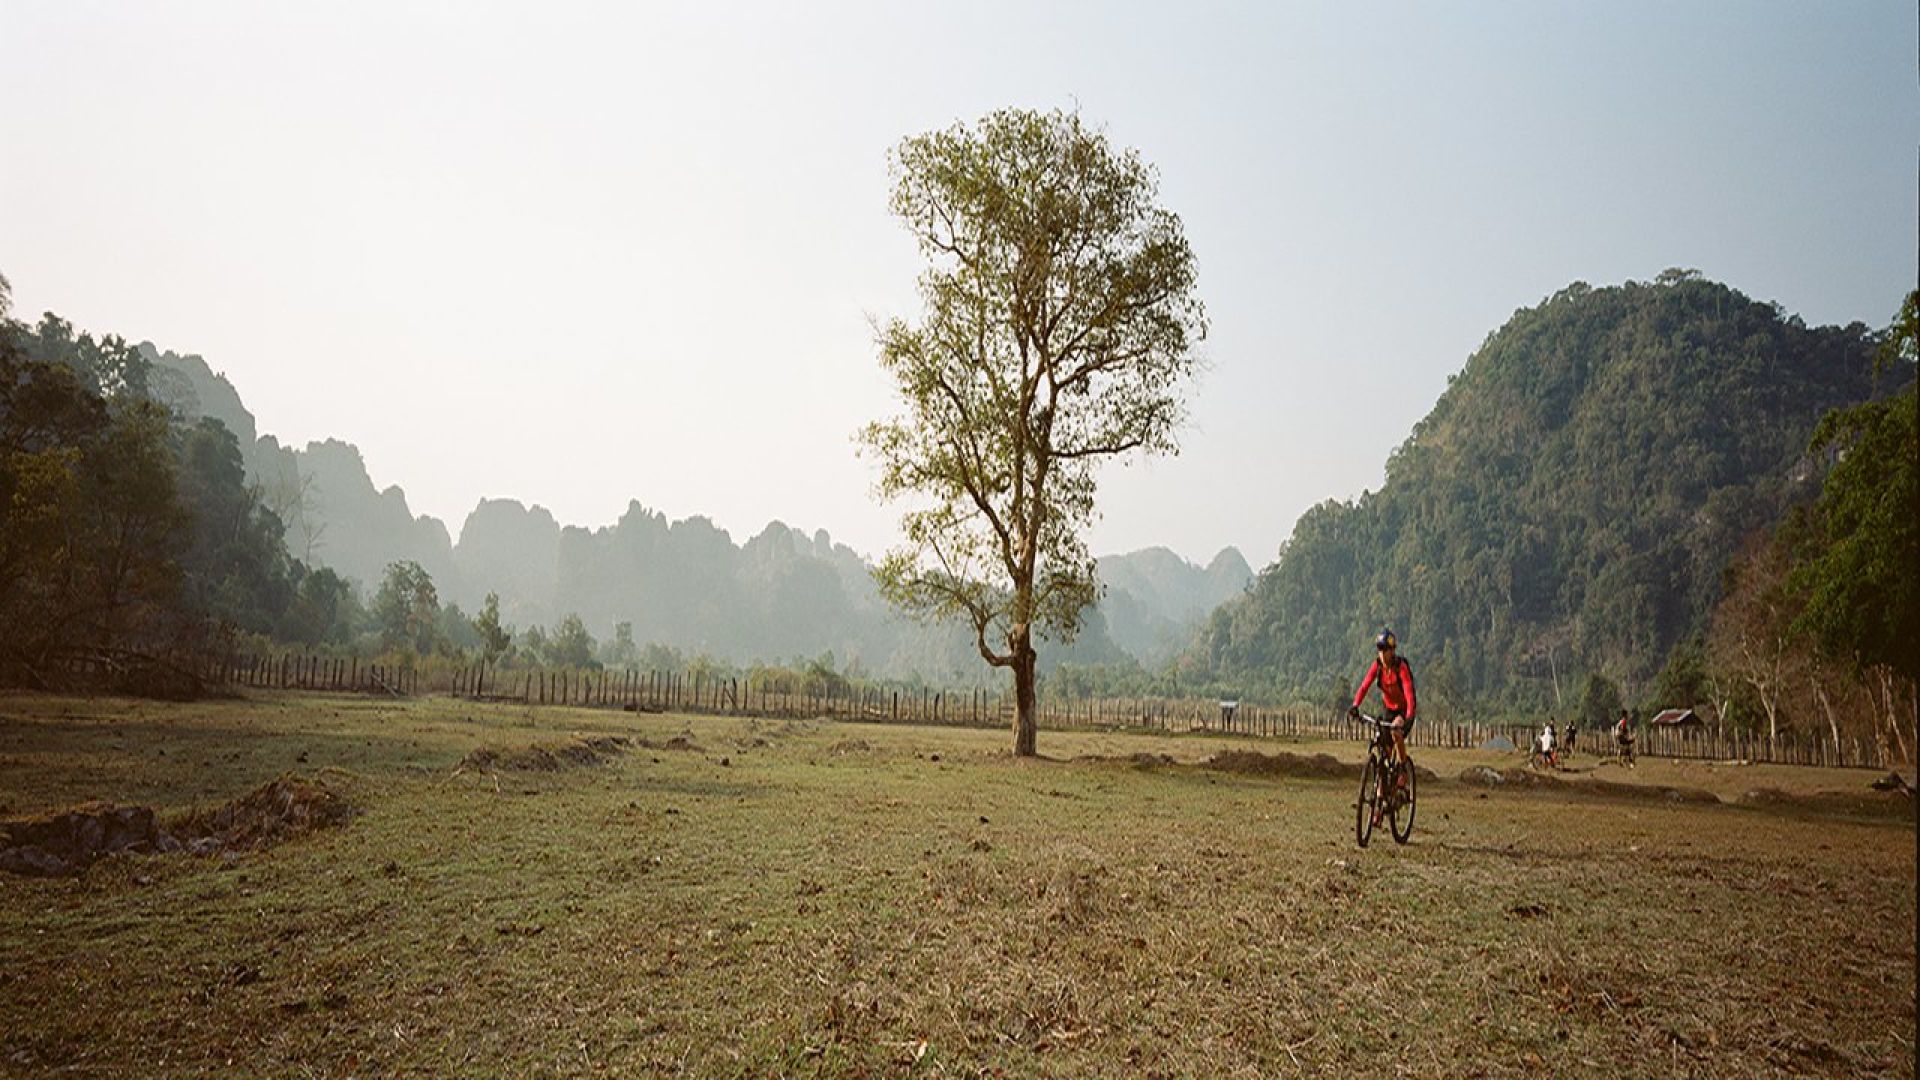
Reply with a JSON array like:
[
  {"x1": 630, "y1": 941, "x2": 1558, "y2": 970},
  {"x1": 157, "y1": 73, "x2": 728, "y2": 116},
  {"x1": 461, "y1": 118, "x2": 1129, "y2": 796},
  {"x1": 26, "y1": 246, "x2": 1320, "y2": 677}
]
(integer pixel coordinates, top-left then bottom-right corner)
[{"x1": 1374, "y1": 628, "x2": 1397, "y2": 651}]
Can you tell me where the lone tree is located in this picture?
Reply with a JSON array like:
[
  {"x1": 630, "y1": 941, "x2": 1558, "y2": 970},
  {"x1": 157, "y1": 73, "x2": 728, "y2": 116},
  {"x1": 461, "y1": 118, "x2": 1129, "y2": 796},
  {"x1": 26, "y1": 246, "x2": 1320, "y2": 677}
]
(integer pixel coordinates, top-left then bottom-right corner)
[{"x1": 862, "y1": 109, "x2": 1205, "y2": 756}]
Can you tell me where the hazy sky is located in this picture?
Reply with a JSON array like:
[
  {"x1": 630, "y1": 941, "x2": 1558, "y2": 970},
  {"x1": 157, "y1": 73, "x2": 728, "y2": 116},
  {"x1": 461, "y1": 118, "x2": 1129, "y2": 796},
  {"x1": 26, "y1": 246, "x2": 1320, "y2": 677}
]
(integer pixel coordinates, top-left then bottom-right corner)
[{"x1": 4, "y1": 2, "x2": 1914, "y2": 567}]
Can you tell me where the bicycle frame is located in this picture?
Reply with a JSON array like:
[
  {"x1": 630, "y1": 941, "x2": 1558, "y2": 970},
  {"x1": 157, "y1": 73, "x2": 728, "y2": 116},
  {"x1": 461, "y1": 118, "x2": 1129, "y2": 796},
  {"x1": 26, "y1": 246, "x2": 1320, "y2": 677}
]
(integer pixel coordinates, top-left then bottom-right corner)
[{"x1": 1355, "y1": 713, "x2": 1415, "y2": 847}]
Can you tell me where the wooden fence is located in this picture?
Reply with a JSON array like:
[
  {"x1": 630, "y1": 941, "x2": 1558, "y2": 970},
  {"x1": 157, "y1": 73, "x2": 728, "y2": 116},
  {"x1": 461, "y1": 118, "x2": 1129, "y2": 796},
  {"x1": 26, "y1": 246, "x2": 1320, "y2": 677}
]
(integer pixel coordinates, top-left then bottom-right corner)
[
  {"x1": 194, "y1": 652, "x2": 1906, "y2": 770},
  {"x1": 211, "y1": 652, "x2": 417, "y2": 696}
]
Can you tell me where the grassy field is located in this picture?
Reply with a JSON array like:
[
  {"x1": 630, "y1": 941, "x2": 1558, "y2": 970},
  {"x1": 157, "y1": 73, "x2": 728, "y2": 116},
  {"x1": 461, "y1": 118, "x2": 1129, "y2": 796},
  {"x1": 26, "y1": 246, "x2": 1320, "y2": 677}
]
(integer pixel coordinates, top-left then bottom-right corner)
[{"x1": 1, "y1": 691, "x2": 1913, "y2": 1078}]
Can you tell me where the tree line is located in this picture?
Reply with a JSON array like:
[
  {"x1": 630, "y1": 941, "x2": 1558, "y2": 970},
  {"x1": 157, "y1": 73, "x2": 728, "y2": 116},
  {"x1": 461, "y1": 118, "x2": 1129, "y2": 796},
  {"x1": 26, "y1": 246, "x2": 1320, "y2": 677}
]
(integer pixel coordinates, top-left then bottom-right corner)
[{"x1": 0, "y1": 274, "x2": 337, "y2": 681}]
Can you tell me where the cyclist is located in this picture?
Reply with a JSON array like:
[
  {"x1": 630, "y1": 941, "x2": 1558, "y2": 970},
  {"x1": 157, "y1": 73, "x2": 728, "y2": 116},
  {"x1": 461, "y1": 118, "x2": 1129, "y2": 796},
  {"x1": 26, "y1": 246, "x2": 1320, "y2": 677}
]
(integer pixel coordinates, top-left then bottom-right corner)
[
  {"x1": 1614, "y1": 709, "x2": 1635, "y2": 764},
  {"x1": 1349, "y1": 628, "x2": 1416, "y2": 791},
  {"x1": 1536, "y1": 719, "x2": 1558, "y2": 769},
  {"x1": 1564, "y1": 721, "x2": 1578, "y2": 758}
]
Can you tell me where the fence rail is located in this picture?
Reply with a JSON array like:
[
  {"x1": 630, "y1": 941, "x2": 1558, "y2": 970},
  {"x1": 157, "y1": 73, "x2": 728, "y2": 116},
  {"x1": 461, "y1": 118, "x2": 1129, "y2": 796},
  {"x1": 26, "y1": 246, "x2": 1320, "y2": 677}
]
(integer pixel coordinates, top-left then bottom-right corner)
[{"x1": 168, "y1": 651, "x2": 1909, "y2": 771}]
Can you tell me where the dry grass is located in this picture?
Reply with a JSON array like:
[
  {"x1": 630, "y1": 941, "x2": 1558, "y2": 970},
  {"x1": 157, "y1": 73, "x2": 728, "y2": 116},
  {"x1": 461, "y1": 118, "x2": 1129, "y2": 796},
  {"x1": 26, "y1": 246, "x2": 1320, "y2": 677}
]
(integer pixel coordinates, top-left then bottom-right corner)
[{"x1": 0, "y1": 691, "x2": 1912, "y2": 1077}]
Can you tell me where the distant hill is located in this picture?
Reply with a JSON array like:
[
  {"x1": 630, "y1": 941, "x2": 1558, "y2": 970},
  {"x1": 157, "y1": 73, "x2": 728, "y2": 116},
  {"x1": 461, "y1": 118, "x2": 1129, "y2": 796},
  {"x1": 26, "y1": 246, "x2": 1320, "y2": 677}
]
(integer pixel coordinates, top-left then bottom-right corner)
[
  {"x1": 1189, "y1": 272, "x2": 1896, "y2": 710},
  {"x1": 1097, "y1": 546, "x2": 1250, "y2": 665},
  {"x1": 148, "y1": 346, "x2": 1211, "y2": 677}
]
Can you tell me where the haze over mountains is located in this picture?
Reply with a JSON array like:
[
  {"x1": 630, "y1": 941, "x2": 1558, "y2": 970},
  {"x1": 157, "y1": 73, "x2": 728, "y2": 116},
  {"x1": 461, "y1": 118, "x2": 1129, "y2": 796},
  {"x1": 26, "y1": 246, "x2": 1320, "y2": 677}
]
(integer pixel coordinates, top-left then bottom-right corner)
[
  {"x1": 128, "y1": 269, "x2": 1905, "y2": 708},
  {"x1": 149, "y1": 345, "x2": 1249, "y2": 679}
]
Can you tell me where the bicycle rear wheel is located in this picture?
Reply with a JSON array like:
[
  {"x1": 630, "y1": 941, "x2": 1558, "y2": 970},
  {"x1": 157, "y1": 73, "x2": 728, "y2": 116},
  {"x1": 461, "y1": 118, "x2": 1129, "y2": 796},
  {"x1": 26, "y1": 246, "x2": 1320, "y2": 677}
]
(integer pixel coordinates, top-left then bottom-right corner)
[
  {"x1": 1355, "y1": 753, "x2": 1378, "y2": 847},
  {"x1": 1389, "y1": 758, "x2": 1417, "y2": 845}
]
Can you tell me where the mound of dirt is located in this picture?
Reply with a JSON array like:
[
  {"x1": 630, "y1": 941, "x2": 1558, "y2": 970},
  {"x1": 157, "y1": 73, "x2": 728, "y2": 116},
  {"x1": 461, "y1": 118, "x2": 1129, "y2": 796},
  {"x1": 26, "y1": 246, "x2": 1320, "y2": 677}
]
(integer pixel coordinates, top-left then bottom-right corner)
[
  {"x1": 645, "y1": 733, "x2": 705, "y2": 753},
  {"x1": 0, "y1": 803, "x2": 163, "y2": 876},
  {"x1": 171, "y1": 775, "x2": 358, "y2": 850},
  {"x1": 1205, "y1": 749, "x2": 1351, "y2": 780},
  {"x1": 1205, "y1": 749, "x2": 1438, "y2": 783},
  {"x1": 1, "y1": 774, "x2": 356, "y2": 877},
  {"x1": 1457, "y1": 766, "x2": 1717, "y2": 804},
  {"x1": 828, "y1": 739, "x2": 873, "y2": 755},
  {"x1": 461, "y1": 735, "x2": 633, "y2": 772}
]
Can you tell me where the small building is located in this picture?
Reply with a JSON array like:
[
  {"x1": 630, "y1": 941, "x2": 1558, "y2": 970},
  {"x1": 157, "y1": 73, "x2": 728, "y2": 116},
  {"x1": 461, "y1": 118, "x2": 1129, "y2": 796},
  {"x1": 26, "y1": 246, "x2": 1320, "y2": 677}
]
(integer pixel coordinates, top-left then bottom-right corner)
[{"x1": 1650, "y1": 708, "x2": 1702, "y2": 728}]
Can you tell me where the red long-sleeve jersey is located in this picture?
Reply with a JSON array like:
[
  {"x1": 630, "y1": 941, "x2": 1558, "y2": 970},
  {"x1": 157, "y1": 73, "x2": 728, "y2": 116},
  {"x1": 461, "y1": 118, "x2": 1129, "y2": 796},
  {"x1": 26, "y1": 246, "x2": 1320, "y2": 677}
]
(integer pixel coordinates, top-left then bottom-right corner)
[{"x1": 1352, "y1": 656, "x2": 1416, "y2": 719}]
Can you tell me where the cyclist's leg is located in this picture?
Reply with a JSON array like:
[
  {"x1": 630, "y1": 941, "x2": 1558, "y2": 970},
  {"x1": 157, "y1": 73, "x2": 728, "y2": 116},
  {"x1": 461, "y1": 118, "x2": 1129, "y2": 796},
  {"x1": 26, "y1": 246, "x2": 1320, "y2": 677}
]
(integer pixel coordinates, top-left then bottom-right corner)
[{"x1": 1387, "y1": 711, "x2": 1410, "y2": 788}]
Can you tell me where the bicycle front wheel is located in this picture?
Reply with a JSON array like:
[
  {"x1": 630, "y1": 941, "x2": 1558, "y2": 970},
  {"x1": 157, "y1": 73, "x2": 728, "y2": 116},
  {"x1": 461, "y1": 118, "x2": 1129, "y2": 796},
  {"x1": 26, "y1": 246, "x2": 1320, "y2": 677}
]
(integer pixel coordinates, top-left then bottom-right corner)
[
  {"x1": 1390, "y1": 759, "x2": 1417, "y2": 845},
  {"x1": 1356, "y1": 753, "x2": 1378, "y2": 848}
]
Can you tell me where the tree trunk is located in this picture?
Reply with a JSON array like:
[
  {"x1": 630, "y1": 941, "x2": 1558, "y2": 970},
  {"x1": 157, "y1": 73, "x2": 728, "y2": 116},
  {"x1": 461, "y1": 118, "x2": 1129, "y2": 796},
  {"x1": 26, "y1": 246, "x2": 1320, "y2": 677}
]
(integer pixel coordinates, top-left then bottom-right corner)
[
  {"x1": 1546, "y1": 645, "x2": 1562, "y2": 710},
  {"x1": 1012, "y1": 632, "x2": 1038, "y2": 757},
  {"x1": 1814, "y1": 680, "x2": 1842, "y2": 759},
  {"x1": 1877, "y1": 666, "x2": 1911, "y2": 765}
]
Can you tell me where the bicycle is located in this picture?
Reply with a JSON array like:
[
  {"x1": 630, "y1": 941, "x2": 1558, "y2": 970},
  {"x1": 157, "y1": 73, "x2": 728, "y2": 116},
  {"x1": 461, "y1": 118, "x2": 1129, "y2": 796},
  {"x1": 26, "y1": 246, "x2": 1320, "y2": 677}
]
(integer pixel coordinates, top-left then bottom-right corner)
[{"x1": 1354, "y1": 712, "x2": 1416, "y2": 847}]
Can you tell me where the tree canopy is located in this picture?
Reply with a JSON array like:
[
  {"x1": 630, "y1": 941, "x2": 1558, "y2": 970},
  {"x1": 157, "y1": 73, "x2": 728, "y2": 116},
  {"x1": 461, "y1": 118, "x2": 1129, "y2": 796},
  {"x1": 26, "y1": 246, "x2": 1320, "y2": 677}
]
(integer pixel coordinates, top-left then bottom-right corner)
[
  {"x1": 861, "y1": 109, "x2": 1205, "y2": 754},
  {"x1": 1788, "y1": 291, "x2": 1918, "y2": 683}
]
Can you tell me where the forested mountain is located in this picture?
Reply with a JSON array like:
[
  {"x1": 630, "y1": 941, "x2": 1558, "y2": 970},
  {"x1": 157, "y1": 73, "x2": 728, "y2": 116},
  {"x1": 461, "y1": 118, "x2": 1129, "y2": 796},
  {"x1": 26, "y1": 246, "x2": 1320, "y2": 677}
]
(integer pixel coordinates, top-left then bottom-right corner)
[{"x1": 1190, "y1": 272, "x2": 1898, "y2": 712}]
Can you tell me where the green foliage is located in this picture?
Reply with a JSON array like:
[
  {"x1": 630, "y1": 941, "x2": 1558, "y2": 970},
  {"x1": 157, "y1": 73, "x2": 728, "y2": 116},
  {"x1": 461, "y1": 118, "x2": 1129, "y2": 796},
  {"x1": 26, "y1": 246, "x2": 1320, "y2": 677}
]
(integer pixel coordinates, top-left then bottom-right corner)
[
  {"x1": 862, "y1": 108, "x2": 1205, "y2": 752},
  {"x1": 546, "y1": 613, "x2": 598, "y2": 669},
  {"x1": 1193, "y1": 275, "x2": 1887, "y2": 709},
  {"x1": 174, "y1": 416, "x2": 298, "y2": 635},
  {"x1": 372, "y1": 561, "x2": 441, "y2": 655},
  {"x1": 1787, "y1": 292, "x2": 1919, "y2": 682},
  {"x1": 472, "y1": 592, "x2": 513, "y2": 663},
  {"x1": 437, "y1": 602, "x2": 481, "y2": 653},
  {"x1": 1578, "y1": 672, "x2": 1622, "y2": 730},
  {"x1": 802, "y1": 651, "x2": 847, "y2": 696},
  {"x1": 0, "y1": 279, "x2": 322, "y2": 672},
  {"x1": 518, "y1": 624, "x2": 549, "y2": 666},
  {"x1": 635, "y1": 641, "x2": 684, "y2": 672},
  {"x1": 600, "y1": 620, "x2": 638, "y2": 668},
  {"x1": 0, "y1": 286, "x2": 191, "y2": 660},
  {"x1": 1648, "y1": 639, "x2": 1708, "y2": 711}
]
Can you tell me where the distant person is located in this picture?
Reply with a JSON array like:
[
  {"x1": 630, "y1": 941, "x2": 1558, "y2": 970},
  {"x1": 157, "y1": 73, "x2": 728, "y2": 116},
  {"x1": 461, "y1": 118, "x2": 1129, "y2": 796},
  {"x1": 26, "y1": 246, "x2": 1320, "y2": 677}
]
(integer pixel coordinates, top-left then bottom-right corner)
[
  {"x1": 1614, "y1": 709, "x2": 1636, "y2": 766},
  {"x1": 1538, "y1": 719, "x2": 1558, "y2": 768},
  {"x1": 1565, "y1": 722, "x2": 1578, "y2": 756},
  {"x1": 1349, "y1": 628, "x2": 1416, "y2": 789}
]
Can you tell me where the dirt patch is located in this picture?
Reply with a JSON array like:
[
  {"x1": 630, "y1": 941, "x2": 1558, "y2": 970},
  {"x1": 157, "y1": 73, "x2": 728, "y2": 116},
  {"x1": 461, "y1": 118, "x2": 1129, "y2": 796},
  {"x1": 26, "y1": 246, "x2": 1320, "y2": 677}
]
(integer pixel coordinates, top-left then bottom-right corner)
[
  {"x1": 0, "y1": 803, "x2": 162, "y2": 876},
  {"x1": 1457, "y1": 766, "x2": 1718, "y2": 804},
  {"x1": 1205, "y1": 749, "x2": 1350, "y2": 779},
  {"x1": 460, "y1": 735, "x2": 633, "y2": 772},
  {"x1": 1459, "y1": 765, "x2": 1508, "y2": 786},
  {"x1": 1, "y1": 774, "x2": 355, "y2": 876},
  {"x1": 828, "y1": 739, "x2": 874, "y2": 756},
  {"x1": 1204, "y1": 749, "x2": 1438, "y2": 783},
  {"x1": 1585, "y1": 778, "x2": 1718, "y2": 804},
  {"x1": 645, "y1": 733, "x2": 705, "y2": 754},
  {"x1": 1738, "y1": 787, "x2": 1916, "y2": 820},
  {"x1": 171, "y1": 775, "x2": 357, "y2": 851}
]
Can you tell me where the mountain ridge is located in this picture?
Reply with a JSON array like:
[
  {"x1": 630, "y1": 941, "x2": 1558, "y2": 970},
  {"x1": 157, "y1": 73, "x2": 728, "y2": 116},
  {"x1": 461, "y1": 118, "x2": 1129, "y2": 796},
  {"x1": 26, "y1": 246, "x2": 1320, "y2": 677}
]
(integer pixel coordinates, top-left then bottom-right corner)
[{"x1": 146, "y1": 344, "x2": 1243, "y2": 676}]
